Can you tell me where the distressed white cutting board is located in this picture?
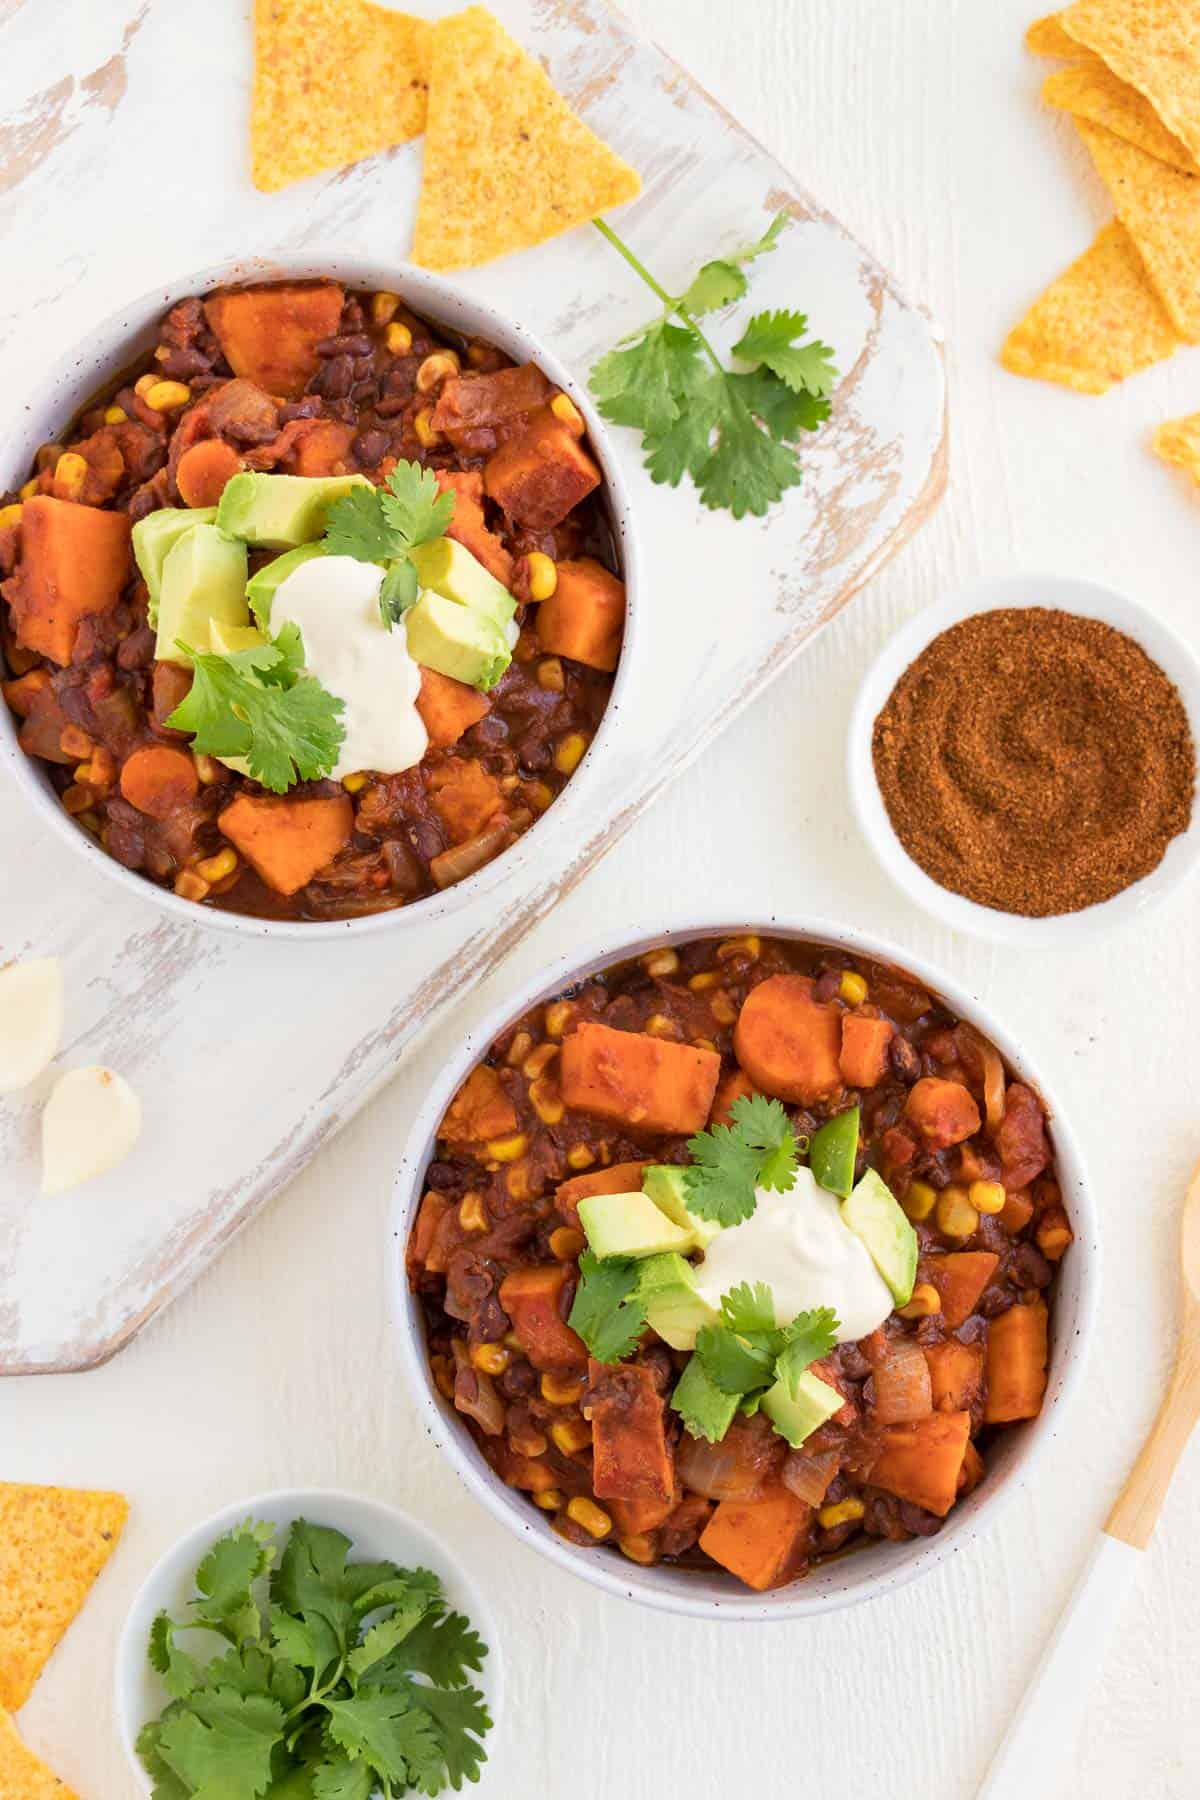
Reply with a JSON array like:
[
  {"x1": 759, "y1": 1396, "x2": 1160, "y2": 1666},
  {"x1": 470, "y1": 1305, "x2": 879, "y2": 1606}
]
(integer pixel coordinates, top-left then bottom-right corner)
[{"x1": 0, "y1": 0, "x2": 945, "y2": 1372}]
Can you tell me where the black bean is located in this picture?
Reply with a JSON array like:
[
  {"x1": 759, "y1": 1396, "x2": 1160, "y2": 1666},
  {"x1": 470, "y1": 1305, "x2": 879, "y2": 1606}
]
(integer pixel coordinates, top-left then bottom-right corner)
[
  {"x1": 117, "y1": 626, "x2": 156, "y2": 671},
  {"x1": 812, "y1": 969, "x2": 840, "y2": 1003},
  {"x1": 465, "y1": 715, "x2": 508, "y2": 750},
  {"x1": 157, "y1": 346, "x2": 213, "y2": 380},
  {"x1": 350, "y1": 381, "x2": 379, "y2": 406},
  {"x1": 313, "y1": 354, "x2": 354, "y2": 400},
  {"x1": 353, "y1": 428, "x2": 389, "y2": 467},
  {"x1": 426, "y1": 1160, "x2": 464, "y2": 1193},
  {"x1": 890, "y1": 1035, "x2": 922, "y2": 1082},
  {"x1": 374, "y1": 395, "x2": 409, "y2": 419},
  {"x1": 316, "y1": 333, "x2": 373, "y2": 358},
  {"x1": 515, "y1": 733, "x2": 551, "y2": 771},
  {"x1": 279, "y1": 398, "x2": 322, "y2": 423},
  {"x1": 409, "y1": 821, "x2": 443, "y2": 865},
  {"x1": 499, "y1": 1360, "x2": 537, "y2": 1399}
]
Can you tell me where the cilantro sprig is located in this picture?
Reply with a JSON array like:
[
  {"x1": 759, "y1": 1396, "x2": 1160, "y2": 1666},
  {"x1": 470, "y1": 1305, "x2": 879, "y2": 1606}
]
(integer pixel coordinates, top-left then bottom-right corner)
[
  {"x1": 682, "y1": 1092, "x2": 803, "y2": 1227},
  {"x1": 324, "y1": 460, "x2": 456, "y2": 630},
  {"x1": 590, "y1": 214, "x2": 837, "y2": 518},
  {"x1": 167, "y1": 638, "x2": 345, "y2": 794},
  {"x1": 139, "y1": 1517, "x2": 491, "y2": 1800},
  {"x1": 568, "y1": 1250, "x2": 647, "y2": 1364},
  {"x1": 672, "y1": 1284, "x2": 840, "y2": 1443}
]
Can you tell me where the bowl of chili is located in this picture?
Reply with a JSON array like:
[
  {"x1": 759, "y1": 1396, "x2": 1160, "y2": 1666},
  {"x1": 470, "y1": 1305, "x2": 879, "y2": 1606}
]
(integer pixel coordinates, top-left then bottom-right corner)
[
  {"x1": 390, "y1": 916, "x2": 1097, "y2": 1620},
  {"x1": 847, "y1": 572, "x2": 1200, "y2": 945},
  {"x1": 0, "y1": 254, "x2": 639, "y2": 938}
]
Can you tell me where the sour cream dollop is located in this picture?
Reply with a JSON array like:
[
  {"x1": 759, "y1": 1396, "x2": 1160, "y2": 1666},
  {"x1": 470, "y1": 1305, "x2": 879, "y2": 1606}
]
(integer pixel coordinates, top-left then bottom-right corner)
[
  {"x1": 270, "y1": 554, "x2": 427, "y2": 779},
  {"x1": 693, "y1": 1165, "x2": 893, "y2": 1343}
]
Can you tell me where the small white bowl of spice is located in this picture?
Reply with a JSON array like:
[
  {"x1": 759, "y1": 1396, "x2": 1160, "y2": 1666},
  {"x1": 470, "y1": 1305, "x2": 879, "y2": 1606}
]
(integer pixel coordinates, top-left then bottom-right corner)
[{"x1": 847, "y1": 572, "x2": 1200, "y2": 946}]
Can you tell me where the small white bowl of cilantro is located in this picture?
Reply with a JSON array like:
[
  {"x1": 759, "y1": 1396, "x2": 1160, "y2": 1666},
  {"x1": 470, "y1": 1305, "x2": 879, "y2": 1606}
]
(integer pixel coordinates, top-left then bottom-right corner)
[{"x1": 114, "y1": 1488, "x2": 502, "y2": 1798}]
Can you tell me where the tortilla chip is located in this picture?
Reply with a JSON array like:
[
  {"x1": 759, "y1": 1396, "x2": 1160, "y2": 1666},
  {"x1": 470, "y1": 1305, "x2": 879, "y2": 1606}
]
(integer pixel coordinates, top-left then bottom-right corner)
[
  {"x1": 1061, "y1": 0, "x2": 1200, "y2": 168},
  {"x1": 0, "y1": 1483, "x2": 128, "y2": 1711},
  {"x1": 1153, "y1": 411, "x2": 1200, "y2": 481},
  {"x1": 1044, "y1": 58, "x2": 1200, "y2": 173},
  {"x1": 251, "y1": 0, "x2": 431, "y2": 193},
  {"x1": 411, "y1": 5, "x2": 641, "y2": 270},
  {"x1": 0, "y1": 1711, "x2": 79, "y2": 1800},
  {"x1": 1000, "y1": 220, "x2": 1180, "y2": 392},
  {"x1": 1026, "y1": 13, "x2": 1087, "y2": 55},
  {"x1": 1076, "y1": 118, "x2": 1200, "y2": 340}
]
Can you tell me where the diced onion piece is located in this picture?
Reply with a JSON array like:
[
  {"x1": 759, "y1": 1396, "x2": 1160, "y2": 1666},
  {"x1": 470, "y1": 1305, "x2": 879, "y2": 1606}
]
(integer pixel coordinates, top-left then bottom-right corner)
[
  {"x1": 676, "y1": 1433, "x2": 765, "y2": 1502},
  {"x1": 958, "y1": 1023, "x2": 1006, "y2": 1134},
  {"x1": 781, "y1": 1448, "x2": 840, "y2": 1506},
  {"x1": 0, "y1": 957, "x2": 64, "y2": 1093},
  {"x1": 41, "y1": 1064, "x2": 141, "y2": 1196}
]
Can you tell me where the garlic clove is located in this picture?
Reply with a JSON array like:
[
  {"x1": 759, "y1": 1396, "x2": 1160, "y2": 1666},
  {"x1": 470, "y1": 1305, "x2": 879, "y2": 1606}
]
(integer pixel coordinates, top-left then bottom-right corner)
[
  {"x1": 41, "y1": 1065, "x2": 142, "y2": 1196},
  {"x1": 0, "y1": 957, "x2": 64, "y2": 1094}
]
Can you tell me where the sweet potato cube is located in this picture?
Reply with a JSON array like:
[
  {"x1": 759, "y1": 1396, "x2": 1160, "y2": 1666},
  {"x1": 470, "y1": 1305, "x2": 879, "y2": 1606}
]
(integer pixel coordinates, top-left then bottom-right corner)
[
  {"x1": 218, "y1": 792, "x2": 352, "y2": 896},
  {"x1": 498, "y1": 1264, "x2": 588, "y2": 1372},
  {"x1": 291, "y1": 419, "x2": 355, "y2": 476},
  {"x1": 435, "y1": 470, "x2": 513, "y2": 587},
  {"x1": 497, "y1": 1448, "x2": 562, "y2": 1495},
  {"x1": 924, "y1": 1339, "x2": 985, "y2": 1413},
  {"x1": 431, "y1": 364, "x2": 552, "y2": 437},
  {"x1": 484, "y1": 407, "x2": 601, "y2": 530},
  {"x1": 839, "y1": 1013, "x2": 894, "y2": 1089},
  {"x1": 417, "y1": 667, "x2": 490, "y2": 748},
  {"x1": 588, "y1": 1359, "x2": 674, "y2": 1506},
  {"x1": 699, "y1": 1483, "x2": 813, "y2": 1591},
  {"x1": 439, "y1": 1065, "x2": 518, "y2": 1144},
  {"x1": 4, "y1": 496, "x2": 132, "y2": 666},
  {"x1": 535, "y1": 558, "x2": 624, "y2": 672},
  {"x1": 426, "y1": 759, "x2": 504, "y2": 844},
  {"x1": 608, "y1": 1490, "x2": 679, "y2": 1536},
  {"x1": 119, "y1": 744, "x2": 200, "y2": 820},
  {"x1": 733, "y1": 973, "x2": 842, "y2": 1105},
  {"x1": 560, "y1": 1022, "x2": 720, "y2": 1136},
  {"x1": 867, "y1": 1410, "x2": 972, "y2": 1517},
  {"x1": 924, "y1": 1251, "x2": 999, "y2": 1329},
  {"x1": 555, "y1": 1159, "x2": 649, "y2": 1227},
  {"x1": 204, "y1": 283, "x2": 345, "y2": 399},
  {"x1": 985, "y1": 1298, "x2": 1048, "y2": 1424},
  {"x1": 905, "y1": 1076, "x2": 982, "y2": 1149},
  {"x1": 959, "y1": 1440, "x2": 985, "y2": 1496},
  {"x1": 709, "y1": 1068, "x2": 758, "y2": 1127},
  {"x1": 176, "y1": 438, "x2": 244, "y2": 509}
]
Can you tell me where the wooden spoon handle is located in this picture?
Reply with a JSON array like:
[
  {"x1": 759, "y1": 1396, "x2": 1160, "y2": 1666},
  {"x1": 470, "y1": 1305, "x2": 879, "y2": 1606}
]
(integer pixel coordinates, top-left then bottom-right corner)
[{"x1": 1106, "y1": 1313, "x2": 1200, "y2": 1549}]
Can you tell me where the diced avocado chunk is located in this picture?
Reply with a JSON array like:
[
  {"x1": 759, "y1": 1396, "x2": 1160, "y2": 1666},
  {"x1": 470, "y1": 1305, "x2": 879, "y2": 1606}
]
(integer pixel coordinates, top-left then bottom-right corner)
[
  {"x1": 215, "y1": 471, "x2": 370, "y2": 549},
  {"x1": 761, "y1": 1368, "x2": 844, "y2": 1448},
  {"x1": 410, "y1": 536, "x2": 516, "y2": 631},
  {"x1": 672, "y1": 1354, "x2": 740, "y2": 1443},
  {"x1": 638, "y1": 1253, "x2": 720, "y2": 1351},
  {"x1": 154, "y1": 524, "x2": 249, "y2": 666},
  {"x1": 641, "y1": 1164, "x2": 723, "y2": 1249},
  {"x1": 246, "y1": 542, "x2": 325, "y2": 627},
  {"x1": 577, "y1": 1191, "x2": 697, "y2": 1260},
  {"x1": 840, "y1": 1167, "x2": 918, "y2": 1304},
  {"x1": 404, "y1": 591, "x2": 511, "y2": 692},
  {"x1": 208, "y1": 620, "x2": 269, "y2": 656},
  {"x1": 809, "y1": 1104, "x2": 860, "y2": 1199},
  {"x1": 132, "y1": 506, "x2": 216, "y2": 625}
]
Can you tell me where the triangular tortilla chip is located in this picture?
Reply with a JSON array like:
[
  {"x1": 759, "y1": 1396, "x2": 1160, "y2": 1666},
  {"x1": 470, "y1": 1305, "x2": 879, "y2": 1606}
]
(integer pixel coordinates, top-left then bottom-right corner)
[
  {"x1": 0, "y1": 1711, "x2": 79, "y2": 1800},
  {"x1": 412, "y1": 5, "x2": 641, "y2": 270},
  {"x1": 1076, "y1": 118, "x2": 1200, "y2": 340},
  {"x1": 0, "y1": 1482, "x2": 128, "y2": 1711},
  {"x1": 251, "y1": 0, "x2": 431, "y2": 192},
  {"x1": 1044, "y1": 58, "x2": 1199, "y2": 173},
  {"x1": 1026, "y1": 13, "x2": 1087, "y2": 55},
  {"x1": 1001, "y1": 220, "x2": 1180, "y2": 392},
  {"x1": 1061, "y1": 0, "x2": 1200, "y2": 168},
  {"x1": 1153, "y1": 411, "x2": 1200, "y2": 482}
]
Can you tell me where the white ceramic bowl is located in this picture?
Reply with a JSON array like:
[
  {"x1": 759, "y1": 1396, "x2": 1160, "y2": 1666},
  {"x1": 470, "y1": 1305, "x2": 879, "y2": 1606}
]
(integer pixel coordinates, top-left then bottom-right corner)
[
  {"x1": 847, "y1": 572, "x2": 1200, "y2": 946},
  {"x1": 389, "y1": 915, "x2": 1098, "y2": 1621},
  {"x1": 0, "y1": 254, "x2": 640, "y2": 940},
  {"x1": 114, "y1": 1487, "x2": 504, "y2": 1794}
]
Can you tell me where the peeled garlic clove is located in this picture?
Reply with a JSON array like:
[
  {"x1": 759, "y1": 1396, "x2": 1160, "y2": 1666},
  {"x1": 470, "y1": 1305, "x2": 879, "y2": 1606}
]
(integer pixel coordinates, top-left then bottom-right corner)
[
  {"x1": 0, "y1": 957, "x2": 64, "y2": 1094},
  {"x1": 41, "y1": 1065, "x2": 141, "y2": 1196}
]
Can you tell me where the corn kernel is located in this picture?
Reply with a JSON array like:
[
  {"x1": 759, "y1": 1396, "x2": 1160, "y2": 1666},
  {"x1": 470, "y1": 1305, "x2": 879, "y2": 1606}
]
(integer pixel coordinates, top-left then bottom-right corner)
[
  {"x1": 506, "y1": 1030, "x2": 534, "y2": 1067},
  {"x1": 412, "y1": 408, "x2": 439, "y2": 449},
  {"x1": 969, "y1": 1179, "x2": 1006, "y2": 1216},
  {"x1": 716, "y1": 934, "x2": 760, "y2": 961},
  {"x1": 936, "y1": 1186, "x2": 979, "y2": 1239},
  {"x1": 692, "y1": 1037, "x2": 718, "y2": 1054},
  {"x1": 532, "y1": 1488, "x2": 563, "y2": 1511},
  {"x1": 469, "y1": 1342, "x2": 510, "y2": 1375},
  {"x1": 688, "y1": 970, "x2": 721, "y2": 991},
  {"x1": 548, "y1": 1227, "x2": 585, "y2": 1263},
  {"x1": 174, "y1": 871, "x2": 210, "y2": 902},
  {"x1": 59, "y1": 724, "x2": 93, "y2": 760},
  {"x1": 143, "y1": 379, "x2": 191, "y2": 412},
  {"x1": 53, "y1": 453, "x2": 88, "y2": 500},
  {"x1": 1037, "y1": 1216, "x2": 1073, "y2": 1261},
  {"x1": 525, "y1": 780, "x2": 555, "y2": 813},
  {"x1": 536, "y1": 656, "x2": 565, "y2": 692},
  {"x1": 506, "y1": 1159, "x2": 534, "y2": 1201},
  {"x1": 839, "y1": 970, "x2": 868, "y2": 1006},
  {"x1": 458, "y1": 1192, "x2": 487, "y2": 1232},
  {"x1": 75, "y1": 810, "x2": 101, "y2": 834},
  {"x1": 903, "y1": 1179, "x2": 937, "y2": 1222},
  {"x1": 544, "y1": 1002, "x2": 573, "y2": 1039},
  {"x1": 550, "y1": 392, "x2": 586, "y2": 435},
  {"x1": 485, "y1": 1131, "x2": 528, "y2": 1163},
  {"x1": 342, "y1": 771, "x2": 368, "y2": 793},
  {"x1": 553, "y1": 732, "x2": 589, "y2": 776},
  {"x1": 645, "y1": 1013, "x2": 682, "y2": 1040},
  {"x1": 642, "y1": 948, "x2": 680, "y2": 978},
  {"x1": 818, "y1": 1497, "x2": 866, "y2": 1530},
  {"x1": 385, "y1": 320, "x2": 413, "y2": 354},
  {"x1": 566, "y1": 1144, "x2": 595, "y2": 1171},
  {"x1": 191, "y1": 848, "x2": 236, "y2": 886},
  {"x1": 61, "y1": 783, "x2": 93, "y2": 815},
  {"x1": 415, "y1": 350, "x2": 461, "y2": 393},
  {"x1": 0, "y1": 503, "x2": 22, "y2": 530},
  {"x1": 431, "y1": 1353, "x2": 455, "y2": 1400},
  {"x1": 526, "y1": 552, "x2": 558, "y2": 600},
  {"x1": 134, "y1": 374, "x2": 158, "y2": 398},
  {"x1": 618, "y1": 1533, "x2": 657, "y2": 1565},
  {"x1": 551, "y1": 1419, "x2": 593, "y2": 1456},
  {"x1": 523, "y1": 1042, "x2": 559, "y2": 1079},
  {"x1": 19, "y1": 478, "x2": 39, "y2": 500},
  {"x1": 529, "y1": 1077, "x2": 565, "y2": 1125},
  {"x1": 540, "y1": 1370, "x2": 584, "y2": 1404},
  {"x1": 193, "y1": 752, "x2": 223, "y2": 785},
  {"x1": 897, "y1": 1282, "x2": 942, "y2": 1319},
  {"x1": 565, "y1": 1496, "x2": 611, "y2": 1538},
  {"x1": 710, "y1": 990, "x2": 737, "y2": 1026},
  {"x1": 510, "y1": 1428, "x2": 548, "y2": 1458},
  {"x1": 103, "y1": 404, "x2": 127, "y2": 424},
  {"x1": 372, "y1": 291, "x2": 401, "y2": 326},
  {"x1": 503, "y1": 1330, "x2": 523, "y2": 1352}
]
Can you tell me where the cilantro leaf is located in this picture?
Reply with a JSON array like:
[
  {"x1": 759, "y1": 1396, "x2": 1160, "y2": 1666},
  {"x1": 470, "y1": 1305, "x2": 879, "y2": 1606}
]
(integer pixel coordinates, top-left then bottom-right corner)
[
  {"x1": 681, "y1": 1121, "x2": 762, "y2": 1226},
  {"x1": 733, "y1": 309, "x2": 839, "y2": 398},
  {"x1": 267, "y1": 620, "x2": 307, "y2": 684},
  {"x1": 156, "y1": 1687, "x2": 283, "y2": 1798},
  {"x1": 719, "y1": 1281, "x2": 778, "y2": 1337},
  {"x1": 567, "y1": 1251, "x2": 646, "y2": 1363},
  {"x1": 136, "y1": 1717, "x2": 191, "y2": 1800},
  {"x1": 775, "y1": 1307, "x2": 841, "y2": 1395},
  {"x1": 191, "y1": 1521, "x2": 275, "y2": 1645},
  {"x1": 693, "y1": 1323, "x2": 774, "y2": 1395},
  {"x1": 346, "y1": 1605, "x2": 426, "y2": 1684},
  {"x1": 679, "y1": 211, "x2": 788, "y2": 315},
  {"x1": 313, "y1": 1758, "x2": 374, "y2": 1800},
  {"x1": 323, "y1": 486, "x2": 399, "y2": 565},
  {"x1": 404, "y1": 1681, "x2": 492, "y2": 1792},
  {"x1": 272, "y1": 1523, "x2": 360, "y2": 1654},
  {"x1": 379, "y1": 558, "x2": 419, "y2": 630},
  {"x1": 168, "y1": 645, "x2": 345, "y2": 794},
  {"x1": 150, "y1": 1613, "x2": 204, "y2": 1700},
  {"x1": 269, "y1": 1605, "x2": 339, "y2": 1678},
  {"x1": 324, "y1": 1688, "x2": 439, "y2": 1787},
  {"x1": 694, "y1": 383, "x2": 805, "y2": 519},
  {"x1": 728, "y1": 367, "x2": 831, "y2": 441},
  {"x1": 729, "y1": 1093, "x2": 798, "y2": 1192},
  {"x1": 590, "y1": 319, "x2": 683, "y2": 440},
  {"x1": 642, "y1": 355, "x2": 721, "y2": 489},
  {"x1": 378, "y1": 461, "x2": 456, "y2": 549},
  {"x1": 351, "y1": 1569, "x2": 443, "y2": 1620},
  {"x1": 373, "y1": 1607, "x2": 486, "y2": 1690}
]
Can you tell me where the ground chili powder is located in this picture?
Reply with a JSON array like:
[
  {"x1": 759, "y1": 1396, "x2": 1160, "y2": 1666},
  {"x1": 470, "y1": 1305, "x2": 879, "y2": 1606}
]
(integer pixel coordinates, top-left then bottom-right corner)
[{"x1": 871, "y1": 607, "x2": 1195, "y2": 917}]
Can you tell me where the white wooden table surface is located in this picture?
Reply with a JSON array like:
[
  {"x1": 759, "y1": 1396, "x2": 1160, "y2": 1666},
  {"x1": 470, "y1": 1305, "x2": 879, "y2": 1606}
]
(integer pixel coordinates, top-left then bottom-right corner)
[{"x1": 4, "y1": 1, "x2": 1199, "y2": 1796}]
